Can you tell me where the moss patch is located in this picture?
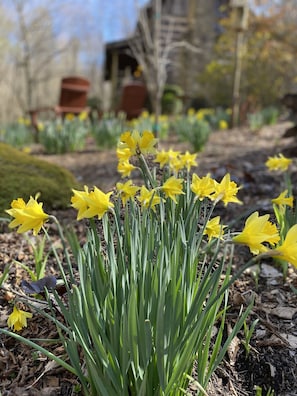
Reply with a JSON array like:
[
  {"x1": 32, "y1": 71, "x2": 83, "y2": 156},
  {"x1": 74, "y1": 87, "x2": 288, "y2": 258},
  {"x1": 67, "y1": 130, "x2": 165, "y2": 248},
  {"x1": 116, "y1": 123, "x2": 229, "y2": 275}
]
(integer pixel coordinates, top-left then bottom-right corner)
[{"x1": 0, "y1": 143, "x2": 81, "y2": 216}]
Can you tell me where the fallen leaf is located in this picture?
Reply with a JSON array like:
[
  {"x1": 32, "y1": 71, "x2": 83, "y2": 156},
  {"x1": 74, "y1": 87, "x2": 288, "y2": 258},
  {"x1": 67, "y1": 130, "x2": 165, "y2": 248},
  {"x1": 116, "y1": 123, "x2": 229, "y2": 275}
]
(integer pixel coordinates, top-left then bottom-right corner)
[{"x1": 269, "y1": 306, "x2": 297, "y2": 320}]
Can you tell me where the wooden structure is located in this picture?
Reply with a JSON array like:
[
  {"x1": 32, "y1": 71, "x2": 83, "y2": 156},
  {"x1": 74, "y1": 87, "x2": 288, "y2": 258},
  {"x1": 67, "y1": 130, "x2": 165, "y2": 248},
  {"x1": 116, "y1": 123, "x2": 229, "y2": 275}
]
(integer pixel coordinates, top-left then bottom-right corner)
[
  {"x1": 117, "y1": 81, "x2": 148, "y2": 120},
  {"x1": 104, "y1": 0, "x2": 229, "y2": 109},
  {"x1": 28, "y1": 76, "x2": 90, "y2": 140}
]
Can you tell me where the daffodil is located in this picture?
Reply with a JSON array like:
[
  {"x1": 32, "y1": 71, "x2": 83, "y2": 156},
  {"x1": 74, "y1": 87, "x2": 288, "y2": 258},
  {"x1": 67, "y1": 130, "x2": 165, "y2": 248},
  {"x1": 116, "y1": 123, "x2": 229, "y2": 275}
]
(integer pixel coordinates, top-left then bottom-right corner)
[
  {"x1": 187, "y1": 108, "x2": 195, "y2": 117},
  {"x1": 203, "y1": 216, "x2": 226, "y2": 241},
  {"x1": 18, "y1": 117, "x2": 30, "y2": 126},
  {"x1": 116, "y1": 147, "x2": 132, "y2": 162},
  {"x1": 82, "y1": 187, "x2": 114, "y2": 219},
  {"x1": 273, "y1": 224, "x2": 297, "y2": 268},
  {"x1": 219, "y1": 120, "x2": 228, "y2": 130},
  {"x1": 265, "y1": 153, "x2": 292, "y2": 172},
  {"x1": 161, "y1": 176, "x2": 185, "y2": 203},
  {"x1": 212, "y1": 173, "x2": 242, "y2": 206},
  {"x1": 140, "y1": 110, "x2": 149, "y2": 119},
  {"x1": 79, "y1": 111, "x2": 88, "y2": 121},
  {"x1": 65, "y1": 113, "x2": 75, "y2": 121},
  {"x1": 233, "y1": 211, "x2": 280, "y2": 254},
  {"x1": 37, "y1": 122, "x2": 44, "y2": 132},
  {"x1": 116, "y1": 180, "x2": 139, "y2": 206},
  {"x1": 154, "y1": 150, "x2": 170, "y2": 169},
  {"x1": 137, "y1": 186, "x2": 163, "y2": 211},
  {"x1": 117, "y1": 160, "x2": 136, "y2": 178},
  {"x1": 139, "y1": 130, "x2": 158, "y2": 155},
  {"x1": 179, "y1": 151, "x2": 198, "y2": 172},
  {"x1": 6, "y1": 196, "x2": 49, "y2": 235},
  {"x1": 119, "y1": 130, "x2": 158, "y2": 155},
  {"x1": 169, "y1": 156, "x2": 184, "y2": 173},
  {"x1": 196, "y1": 110, "x2": 205, "y2": 120},
  {"x1": 119, "y1": 131, "x2": 136, "y2": 151},
  {"x1": 7, "y1": 306, "x2": 33, "y2": 332},
  {"x1": 10, "y1": 197, "x2": 26, "y2": 209},
  {"x1": 71, "y1": 186, "x2": 114, "y2": 219},
  {"x1": 191, "y1": 173, "x2": 216, "y2": 200},
  {"x1": 166, "y1": 149, "x2": 181, "y2": 161},
  {"x1": 71, "y1": 185, "x2": 90, "y2": 220},
  {"x1": 271, "y1": 189, "x2": 294, "y2": 208}
]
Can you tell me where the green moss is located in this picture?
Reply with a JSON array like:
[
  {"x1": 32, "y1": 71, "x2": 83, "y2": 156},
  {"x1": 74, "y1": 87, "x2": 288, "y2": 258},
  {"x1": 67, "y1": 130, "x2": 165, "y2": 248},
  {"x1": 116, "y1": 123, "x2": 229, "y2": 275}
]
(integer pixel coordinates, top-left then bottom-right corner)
[{"x1": 0, "y1": 143, "x2": 81, "y2": 216}]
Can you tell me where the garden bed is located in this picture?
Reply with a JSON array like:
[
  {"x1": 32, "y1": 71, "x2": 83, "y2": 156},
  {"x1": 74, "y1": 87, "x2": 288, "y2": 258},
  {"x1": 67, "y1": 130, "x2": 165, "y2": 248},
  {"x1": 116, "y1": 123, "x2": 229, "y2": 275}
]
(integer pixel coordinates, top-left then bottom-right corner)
[{"x1": 1, "y1": 122, "x2": 297, "y2": 395}]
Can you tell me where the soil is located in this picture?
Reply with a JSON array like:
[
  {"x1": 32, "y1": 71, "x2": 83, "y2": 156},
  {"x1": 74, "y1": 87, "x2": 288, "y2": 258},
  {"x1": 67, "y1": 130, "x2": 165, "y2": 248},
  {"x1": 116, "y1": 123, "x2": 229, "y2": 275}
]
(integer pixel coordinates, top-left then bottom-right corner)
[{"x1": 1, "y1": 122, "x2": 297, "y2": 395}]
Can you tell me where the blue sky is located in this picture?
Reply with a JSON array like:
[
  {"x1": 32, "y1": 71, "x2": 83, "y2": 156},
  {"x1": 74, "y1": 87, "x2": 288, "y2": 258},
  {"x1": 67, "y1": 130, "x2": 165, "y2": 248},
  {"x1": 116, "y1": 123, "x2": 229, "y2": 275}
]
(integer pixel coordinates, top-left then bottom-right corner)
[
  {"x1": 53, "y1": 0, "x2": 150, "y2": 44},
  {"x1": 4, "y1": 0, "x2": 150, "y2": 64},
  {"x1": 90, "y1": 0, "x2": 150, "y2": 43}
]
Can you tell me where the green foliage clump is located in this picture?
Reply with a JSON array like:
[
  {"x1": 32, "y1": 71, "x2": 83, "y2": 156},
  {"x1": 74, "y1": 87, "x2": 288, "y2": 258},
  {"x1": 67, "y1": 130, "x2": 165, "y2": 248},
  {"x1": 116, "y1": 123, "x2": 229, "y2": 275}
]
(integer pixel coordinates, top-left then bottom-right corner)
[
  {"x1": 0, "y1": 121, "x2": 33, "y2": 148},
  {"x1": 39, "y1": 117, "x2": 89, "y2": 154},
  {"x1": 91, "y1": 111, "x2": 126, "y2": 148},
  {"x1": 173, "y1": 116, "x2": 211, "y2": 152},
  {"x1": 161, "y1": 84, "x2": 184, "y2": 115},
  {"x1": 247, "y1": 106, "x2": 280, "y2": 131},
  {"x1": 0, "y1": 143, "x2": 80, "y2": 216}
]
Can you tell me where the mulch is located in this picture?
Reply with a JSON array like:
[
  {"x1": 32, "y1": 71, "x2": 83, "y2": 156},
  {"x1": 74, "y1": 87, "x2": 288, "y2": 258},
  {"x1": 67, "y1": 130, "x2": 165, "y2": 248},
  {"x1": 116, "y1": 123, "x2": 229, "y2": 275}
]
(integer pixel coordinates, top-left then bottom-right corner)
[{"x1": 1, "y1": 122, "x2": 297, "y2": 395}]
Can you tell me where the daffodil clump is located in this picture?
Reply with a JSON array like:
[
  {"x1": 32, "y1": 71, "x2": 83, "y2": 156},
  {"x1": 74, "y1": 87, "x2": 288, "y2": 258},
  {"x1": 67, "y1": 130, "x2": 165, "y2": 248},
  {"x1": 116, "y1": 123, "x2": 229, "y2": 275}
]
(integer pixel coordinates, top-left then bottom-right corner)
[
  {"x1": 91, "y1": 110, "x2": 126, "y2": 148},
  {"x1": 231, "y1": 152, "x2": 297, "y2": 276},
  {"x1": 265, "y1": 153, "x2": 296, "y2": 275},
  {"x1": 39, "y1": 112, "x2": 89, "y2": 154},
  {"x1": 0, "y1": 119, "x2": 33, "y2": 148},
  {"x1": 187, "y1": 107, "x2": 230, "y2": 130},
  {"x1": 2, "y1": 134, "x2": 297, "y2": 395}
]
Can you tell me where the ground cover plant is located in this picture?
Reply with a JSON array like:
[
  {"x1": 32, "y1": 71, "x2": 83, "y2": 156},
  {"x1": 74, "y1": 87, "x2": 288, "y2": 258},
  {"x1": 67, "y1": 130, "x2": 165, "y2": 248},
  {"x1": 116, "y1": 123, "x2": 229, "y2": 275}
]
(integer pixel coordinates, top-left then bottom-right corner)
[
  {"x1": 1, "y1": 129, "x2": 297, "y2": 395},
  {"x1": 0, "y1": 142, "x2": 80, "y2": 215}
]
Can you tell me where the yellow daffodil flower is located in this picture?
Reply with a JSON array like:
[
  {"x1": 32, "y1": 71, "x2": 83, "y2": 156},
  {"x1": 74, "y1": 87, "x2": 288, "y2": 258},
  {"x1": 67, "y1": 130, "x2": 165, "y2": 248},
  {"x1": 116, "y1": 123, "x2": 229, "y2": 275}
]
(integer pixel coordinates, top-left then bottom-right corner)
[
  {"x1": 137, "y1": 186, "x2": 163, "y2": 211},
  {"x1": 139, "y1": 130, "x2": 158, "y2": 154},
  {"x1": 65, "y1": 113, "x2": 75, "y2": 121},
  {"x1": 154, "y1": 150, "x2": 170, "y2": 169},
  {"x1": 10, "y1": 197, "x2": 26, "y2": 209},
  {"x1": 37, "y1": 122, "x2": 44, "y2": 132},
  {"x1": 22, "y1": 146, "x2": 32, "y2": 154},
  {"x1": 79, "y1": 111, "x2": 88, "y2": 121},
  {"x1": 212, "y1": 173, "x2": 242, "y2": 206},
  {"x1": 71, "y1": 186, "x2": 114, "y2": 219},
  {"x1": 179, "y1": 151, "x2": 198, "y2": 172},
  {"x1": 219, "y1": 120, "x2": 228, "y2": 130},
  {"x1": 140, "y1": 110, "x2": 149, "y2": 119},
  {"x1": 7, "y1": 306, "x2": 33, "y2": 332},
  {"x1": 191, "y1": 173, "x2": 216, "y2": 200},
  {"x1": 265, "y1": 153, "x2": 292, "y2": 172},
  {"x1": 119, "y1": 130, "x2": 158, "y2": 155},
  {"x1": 187, "y1": 108, "x2": 195, "y2": 117},
  {"x1": 117, "y1": 160, "x2": 136, "y2": 178},
  {"x1": 196, "y1": 110, "x2": 205, "y2": 120},
  {"x1": 271, "y1": 189, "x2": 294, "y2": 208},
  {"x1": 169, "y1": 156, "x2": 184, "y2": 173},
  {"x1": 82, "y1": 187, "x2": 114, "y2": 219},
  {"x1": 6, "y1": 196, "x2": 49, "y2": 235},
  {"x1": 71, "y1": 185, "x2": 90, "y2": 220},
  {"x1": 166, "y1": 149, "x2": 181, "y2": 161},
  {"x1": 18, "y1": 117, "x2": 31, "y2": 126},
  {"x1": 161, "y1": 176, "x2": 185, "y2": 203},
  {"x1": 233, "y1": 211, "x2": 280, "y2": 254},
  {"x1": 116, "y1": 180, "x2": 139, "y2": 206},
  {"x1": 116, "y1": 147, "x2": 132, "y2": 162},
  {"x1": 203, "y1": 216, "x2": 226, "y2": 241},
  {"x1": 273, "y1": 224, "x2": 297, "y2": 268}
]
